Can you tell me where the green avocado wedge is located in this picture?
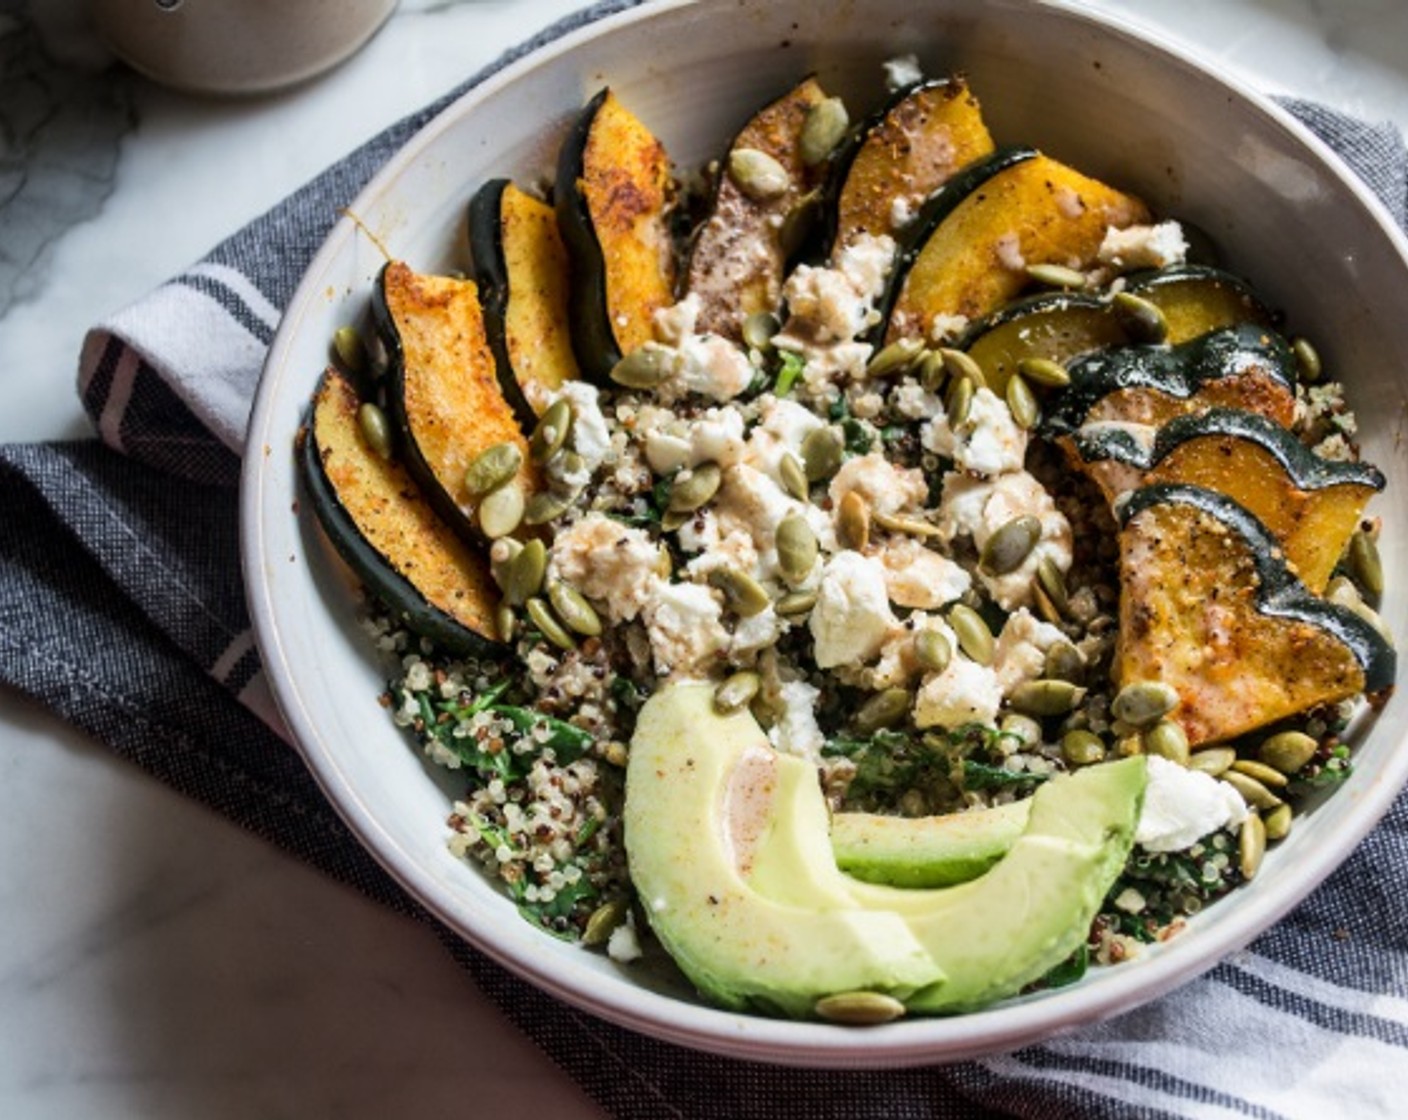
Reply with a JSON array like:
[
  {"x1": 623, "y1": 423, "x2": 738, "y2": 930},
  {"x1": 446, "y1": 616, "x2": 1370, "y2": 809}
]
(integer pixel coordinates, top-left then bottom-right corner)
[{"x1": 830, "y1": 801, "x2": 1032, "y2": 888}]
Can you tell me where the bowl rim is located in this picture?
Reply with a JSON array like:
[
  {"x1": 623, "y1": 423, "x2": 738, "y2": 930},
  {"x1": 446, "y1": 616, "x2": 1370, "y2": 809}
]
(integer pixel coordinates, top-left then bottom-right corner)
[{"x1": 241, "y1": 0, "x2": 1408, "y2": 1067}]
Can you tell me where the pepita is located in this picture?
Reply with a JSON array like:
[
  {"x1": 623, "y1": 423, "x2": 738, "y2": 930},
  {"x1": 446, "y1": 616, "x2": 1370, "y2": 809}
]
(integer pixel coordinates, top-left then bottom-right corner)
[
  {"x1": 548, "y1": 580, "x2": 603, "y2": 637},
  {"x1": 478, "y1": 479, "x2": 525, "y2": 539},
  {"x1": 1263, "y1": 803, "x2": 1293, "y2": 841},
  {"x1": 776, "y1": 513, "x2": 819, "y2": 584},
  {"x1": 1112, "y1": 291, "x2": 1169, "y2": 344},
  {"x1": 917, "y1": 349, "x2": 947, "y2": 394},
  {"x1": 915, "y1": 628, "x2": 952, "y2": 673},
  {"x1": 1110, "y1": 680, "x2": 1180, "y2": 728},
  {"x1": 494, "y1": 603, "x2": 517, "y2": 644},
  {"x1": 814, "y1": 990, "x2": 906, "y2": 1026},
  {"x1": 775, "y1": 588, "x2": 818, "y2": 616},
  {"x1": 529, "y1": 398, "x2": 574, "y2": 464},
  {"x1": 609, "y1": 346, "x2": 674, "y2": 389},
  {"x1": 872, "y1": 510, "x2": 941, "y2": 538},
  {"x1": 714, "y1": 670, "x2": 762, "y2": 714},
  {"x1": 742, "y1": 311, "x2": 782, "y2": 352},
  {"x1": 779, "y1": 452, "x2": 810, "y2": 502},
  {"x1": 333, "y1": 325, "x2": 368, "y2": 373},
  {"x1": 940, "y1": 348, "x2": 987, "y2": 391},
  {"x1": 1016, "y1": 356, "x2": 1072, "y2": 388},
  {"x1": 463, "y1": 441, "x2": 523, "y2": 497},
  {"x1": 1026, "y1": 262, "x2": 1088, "y2": 290},
  {"x1": 1061, "y1": 729, "x2": 1106, "y2": 766},
  {"x1": 1036, "y1": 556, "x2": 1070, "y2": 617},
  {"x1": 1239, "y1": 812, "x2": 1268, "y2": 879},
  {"x1": 660, "y1": 508, "x2": 692, "y2": 533},
  {"x1": 524, "y1": 489, "x2": 573, "y2": 526},
  {"x1": 710, "y1": 567, "x2": 771, "y2": 617},
  {"x1": 668, "y1": 462, "x2": 723, "y2": 512},
  {"x1": 1005, "y1": 372, "x2": 1040, "y2": 430},
  {"x1": 581, "y1": 898, "x2": 630, "y2": 947},
  {"x1": 866, "y1": 338, "x2": 924, "y2": 379},
  {"x1": 1009, "y1": 678, "x2": 1085, "y2": 717},
  {"x1": 1345, "y1": 528, "x2": 1384, "y2": 599},
  {"x1": 854, "y1": 687, "x2": 913, "y2": 734},
  {"x1": 800, "y1": 426, "x2": 845, "y2": 481},
  {"x1": 948, "y1": 603, "x2": 994, "y2": 665},
  {"x1": 729, "y1": 147, "x2": 790, "y2": 201},
  {"x1": 655, "y1": 543, "x2": 674, "y2": 579},
  {"x1": 1221, "y1": 768, "x2": 1284, "y2": 811},
  {"x1": 946, "y1": 374, "x2": 974, "y2": 427},
  {"x1": 488, "y1": 536, "x2": 523, "y2": 593},
  {"x1": 1257, "y1": 730, "x2": 1318, "y2": 775},
  {"x1": 1189, "y1": 746, "x2": 1236, "y2": 777},
  {"x1": 799, "y1": 96, "x2": 849, "y2": 166},
  {"x1": 356, "y1": 401, "x2": 394, "y2": 460},
  {"x1": 1032, "y1": 582, "x2": 1062, "y2": 626},
  {"x1": 980, "y1": 515, "x2": 1042, "y2": 576},
  {"x1": 504, "y1": 538, "x2": 547, "y2": 606},
  {"x1": 1291, "y1": 336, "x2": 1323, "y2": 383},
  {"x1": 836, "y1": 490, "x2": 871, "y2": 551},
  {"x1": 1144, "y1": 720, "x2": 1190, "y2": 766},
  {"x1": 1043, "y1": 640, "x2": 1084, "y2": 684},
  {"x1": 1231, "y1": 758, "x2": 1289, "y2": 789},
  {"x1": 1000, "y1": 713, "x2": 1043, "y2": 748},
  {"x1": 525, "y1": 595, "x2": 577, "y2": 651}
]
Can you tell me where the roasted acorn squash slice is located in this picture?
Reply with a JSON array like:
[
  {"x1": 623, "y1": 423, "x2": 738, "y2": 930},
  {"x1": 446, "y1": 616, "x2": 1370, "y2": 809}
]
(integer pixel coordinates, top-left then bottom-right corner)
[
  {"x1": 1125, "y1": 264, "x2": 1274, "y2": 343},
  {"x1": 824, "y1": 77, "x2": 995, "y2": 255},
  {"x1": 1074, "y1": 408, "x2": 1384, "y2": 592},
  {"x1": 374, "y1": 261, "x2": 536, "y2": 542},
  {"x1": 884, "y1": 153, "x2": 1150, "y2": 343},
  {"x1": 556, "y1": 88, "x2": 677, "y2": 379},
  {"x1": 300, "y1": 368, "x2": 502, "y2": 656},
  {"x1": 684, "y1": 77, "x2": 830, "y2": 342},
  {"x1": 1116, "y1": 483, "x2": 1394, "y2": 746},
  {"x1": 468, "y1": 179, "x2": 580, "y2": 426}
]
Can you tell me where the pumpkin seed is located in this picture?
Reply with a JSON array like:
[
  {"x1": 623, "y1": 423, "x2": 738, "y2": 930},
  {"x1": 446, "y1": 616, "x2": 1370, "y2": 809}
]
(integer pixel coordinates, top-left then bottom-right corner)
[
  {"x1": 1110, "y1": 680, "x2": 1179, "y2": 728},
  {"x1": 917, "y1": 349, "x2": 947, "y2": 394},
  {"x1": 655, "y1": 543, "x2": 673, "y2": 579},
  {"x1": 1044, "y1": 640, "x2": 1084, "y2": 684},
  {"x1": 915, "y1": 629, "x2": 952, "y2": 673},
  {"x1": 855, "y1": 687, "x2": 913, "y2": 734},
  {"x1": 1231, "y1": 758, "x2": 1289, "y2": 789},
  {"x1": 866, "y1": 338, "x2": 924, "y2": 379},
  {"x1": 525, "y1": 596, "x2": 576, "y2": 651},
  {"x1": 714, "y1": 670, "x2": 762, "y2": 714},
  {"x1": 1005, "y1": 372, "x2": 1040, "y2": 430},
  {"x1": 1257, "y1": 730, "x2": 1318, "y2": 775},
  {"x1": 1144, "y1": 720, "x2": 1190, "y2": 766},
  {"x1": 668, "y1": 462, "x2": 722, "y2": 512},
  {"x1": 356, "y1": 401, "x2": 393, "y2": 460},
  {"x1": 777, "y1": 513, "x2": 819, "y2": 583},
  {"x1": 872, "y1": 510, "x2": 941, "y2": 538},
  {"x1": 548, "y1": 580, "x2": 603, "y2": 637},
  {"x1": 478, "y1": 480, "x2": 525, "y2": 538},
  {"x1": 946, "y1": 374, "x2": 975, "y2": 427},
  {"x1": 1291, "y1": 336, "x2": 1323, "y2": 383},
  {"x1": 1345, "y1": 528, "x2": 1383, "y2": 599},
  {"x1": 1016, "y1": 355, "x2": 1072, "y2": 388},
  {"x1": 710, "y1": 567, "x2": 771, "y2": 617},
  {"x1": 1009, "y1": 678, "x2": 1085, "y2": 717},
  {"x1": 775, "y1": 588, "x2": 818, "y2": 616},
  {"x1": 980, "y1": 515, "x2": 1042, "y2": 576},
  {"x1": 505, "y1": 538, "x2": 547, "y2": 606},
  {"x1": 800, "y1": 426, "x2": 844, "y2": 481},
  {"x1": 729, "y1": 147, "x2": 790, "y2": 201},
  {"x1": 1263, "y1": 803, "x2": 1293, "y2": 841},
  {"x1": 779, "y1": 452, "x2": 810, "y2": 502},
  {"x1": 1000, "y1": 713, "x2": 1043, "y2": 748},
  {"x1": 333, "y1": 325, "x2": 368, "y2": 373},
  {"x1": 742, "y1": 311, "x2": 782, "y2": 352},
  {"x1": 524, "y1": 489, "x2": 573, "y2": 526},
  {"x1": 463, "y1": 441, "x2": 523, "y2": 497},
  {"x1": 1114, "y1": 732, "x2": 1144, "y2": 758},
  {"x1": 836, "y1": 491, "x2": 871, "y2": 551},
  {"x1": 814, "y1": 990, "x2": 905, "y2": 1026},
  {"x1": 1112, "y1": 291, "x2": 1169, "y2": 344},
  {"x1": 489, "y1": 536, "x2": 523, "y2": 593},
  {"x1": 494, "y1": 603, "x2": 517, "y2": 644},
  {"x1": 529, "y1": 398, "x2": 574, "y2": 463},
  {"x1": 1026, "y1": 262, "x2": 1088, "y2": 290},
  {"x1": 581, "y1": 898, "x2": 629, "y2": 947},
  {"x1": 939, "y1": 348, "x2": 987, "y2": 391},
  {"x1": 799, "y1": 96, "x2": 849, "y2": 166},
  {"x1": 609, "y1": 346, "x2": 673, "y2": 389},
  {"x1": 1221, "y1": 769, "x2": 1283, "y2": 811},
  {"x1": 1239, "y1": 812, "x2": 1268, "y2": 879},
  {"x1": 1036, "y1": 555, "x2": 1070, "y2": 617},
  {"x1": 1032, "y1": 582, "x2": 1062, "y2": 625},
  {"x1": 660, "y1": 508, "x2": 692, "y2": 533},
  {"x1": 779, "y1": 191, "x2": 822, "y2": 256},
  {"x1": 1189, "y1": 746, "x2": 1236, "y2": 777},
  {"x1": 1061, "y1": 729, "x2": 1106, "y2": 766},
  {"x1": 948, "y1": 603, "x2": 994, "y2": 665}
]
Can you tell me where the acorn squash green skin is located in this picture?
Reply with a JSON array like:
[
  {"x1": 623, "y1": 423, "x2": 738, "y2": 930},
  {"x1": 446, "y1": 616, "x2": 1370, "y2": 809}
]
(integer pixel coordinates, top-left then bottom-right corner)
[
  {"x1": 1118, "y1": 483, "x2": 1396, "y2": 692},
  {"x1": 1074, "y1": 406, "x2": 1387, "y2": 494},
  {"x1": 299, "y1": 372, "x2": 503, "y2": 659},
  {"x1": 467, "y1": 178, "x2": 535, "y2": 429},
  {"x1": 1043, "y1": 323, "x2": 1296, "y2": 434},
  {"x1": 873, "y1": 145, "x2": 1038, "y2": 340}
]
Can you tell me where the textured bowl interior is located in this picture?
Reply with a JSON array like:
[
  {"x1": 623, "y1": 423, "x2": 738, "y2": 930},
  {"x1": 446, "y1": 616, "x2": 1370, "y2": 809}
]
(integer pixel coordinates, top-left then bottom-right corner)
[{"x1": 243, "y1": 0, "x2": 1408, "y2": 1067}]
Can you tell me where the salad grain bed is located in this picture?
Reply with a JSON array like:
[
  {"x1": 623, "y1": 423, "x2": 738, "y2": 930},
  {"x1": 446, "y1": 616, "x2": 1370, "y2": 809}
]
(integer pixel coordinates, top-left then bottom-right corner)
[{"x1": 301, "y1": 62, "x2": 1394, "y2": 1017}]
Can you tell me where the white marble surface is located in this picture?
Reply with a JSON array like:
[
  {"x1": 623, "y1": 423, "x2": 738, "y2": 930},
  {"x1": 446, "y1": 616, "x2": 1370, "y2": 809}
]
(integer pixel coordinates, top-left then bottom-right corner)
[{"x1": 2, "y1": 1, "x2": 1407, "y2": 1116}]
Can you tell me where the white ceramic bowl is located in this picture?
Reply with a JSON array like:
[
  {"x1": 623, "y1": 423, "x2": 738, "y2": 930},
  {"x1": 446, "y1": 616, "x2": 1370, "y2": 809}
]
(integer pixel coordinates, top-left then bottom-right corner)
[{"x1": 243, "y1": 0, "x2": 1408, "y2": 1067}]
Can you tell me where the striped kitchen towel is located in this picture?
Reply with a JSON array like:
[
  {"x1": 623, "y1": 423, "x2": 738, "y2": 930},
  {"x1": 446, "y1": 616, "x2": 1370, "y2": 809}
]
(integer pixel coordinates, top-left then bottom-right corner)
[{"x1": 2, "y1": 2, "x2": 1406, "y2": 1117}]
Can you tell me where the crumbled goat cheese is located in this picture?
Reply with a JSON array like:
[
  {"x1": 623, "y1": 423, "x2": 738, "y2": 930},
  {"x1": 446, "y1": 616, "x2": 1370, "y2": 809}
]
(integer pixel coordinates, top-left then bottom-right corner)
[
  {"x1": 828, "y1": 451, "x2": 928, "y2": 517},
  {"x1": 654, "y1": 293, "x2": 702, "y2": 345},
  {"x1": 743, "y1": 395, "x2": 825, "y2": 484},
  {"x1": 877, "y1": 536, "x2": 970, "y2": 610},
  {"x1": 643, "y1": 429, "x2": 693, "y2": 475},
  {"x1": 731, "y1": 606, "x2": 787, "y2": 660},
  {"x1": 927, "y1": 313, "x2": 969, "y2": 344},
  {"x1": 810, "y1": 551, "x2": 897, "y2": 668},
  {"x1": 994, "y1": 232, "x2": 1026, "y2": 272},
  {"x1": 546, "y1": 380, "x2": 613, "y2": 491},
  {"x1": 890, "y1": 195, "x2": 916, "y2": 231},
  {"x1": 643, "y1": 581, "x2": 729, "y2": 676},
  {"x1": 1054, "y1": 186, "x2": 1086, "y2": 219},
  {"x1": 883, "y1": 53, "x2": 923, "y2": 91},
  {"x1": 767, "y1": 678, "x2": 826, "y2": 764},
  {"x1": 646, "y1": 295, "x2": 755, "y2": 403},
  {"x1": 923, "y1": 387, "x2": 1028, "y2": 476},
  {"x1": 683, "y1": 407, "x2": 748, "y2": 468},
  {"x1": 1135, "y1": 755, "x2": 1249, "y2": 853},
  {"x1": 548, "y1": 514, "x2": 661, "y2": 622},
  {"x1": 1098, "y1": 221, "x2": 1188, "y2": 271},
  {"x1": 992, "y1": 609, "x2": 1070, "y2": 695},
  {"x1": 914, "y1": 657, "x2": 1003, "y2": 730},
  {"x1": 606, "y1": 915, "x2": 643, "y2": 963},
  {"x1": 891, "y1": 379, "x2": 945, "y2": 421}
]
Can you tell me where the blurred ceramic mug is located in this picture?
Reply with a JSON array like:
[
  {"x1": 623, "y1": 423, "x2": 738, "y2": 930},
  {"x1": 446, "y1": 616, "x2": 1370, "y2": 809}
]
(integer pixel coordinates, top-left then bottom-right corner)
[{"x1": 89, "y1": 0, "x2": 399, "y2": 95}]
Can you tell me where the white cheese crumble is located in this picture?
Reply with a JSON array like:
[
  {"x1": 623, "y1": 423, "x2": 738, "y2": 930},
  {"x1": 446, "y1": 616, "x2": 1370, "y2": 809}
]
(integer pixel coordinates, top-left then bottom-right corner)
[
  {"x1": 992, "y1": 608, "x2": 1069, "y2": 695},
  {"x1": 643, "y1": 581, "x2": 728, "y2": 676},
  {"x1": 1135, "y1": 755, "x2": 1249, "y2": 853},
  {"x1": 545, "y1": 380, "x2": 612, "y2": 491},
  {"x1": 646, "y1": 293, "x2": 756, "y2": 404},
  {"x1": 1098, "y1": 220, "x2": 1189, "y2": 271},
  {"x1": 923, "y1": 387, "x2": 1028, "y2": 476},
  {"x1": 883, "y1": 53, "x2": 923, "y2": 91},
  {"x1": 810, "y1": 551, "x2": 896, "y2": 668},
  {"x1": 877, "y1": 536, "x2": 970, "y2": 610},
  {"x1": 994, "y1": 232, "x2": 1026, "y2": 272},
  {"x1": 606, "y1": 914, "x2": 643, "y2": 963},
  {"x1": 828, "y1": 451, "x2": 928, "y2": 517},
  {"x1": 767, "y1": 678, "x2": 826, "y2": 764},
  {"x1": 548, "y1": 514, "x2": 661, "y2": 622},
  {"x1": 914, "y1": 657, "x2": 1003, "y2": 730}
]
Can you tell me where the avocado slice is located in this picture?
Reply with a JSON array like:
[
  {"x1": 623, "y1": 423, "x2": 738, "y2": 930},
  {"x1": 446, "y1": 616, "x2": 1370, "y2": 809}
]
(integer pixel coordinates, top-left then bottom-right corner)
[
  {"x1": 830, "y1": 801, "x2": 1032, "y2": 888},
  {"x1": 624, "y1": 683, "x2": 944, "y2": 1017}
]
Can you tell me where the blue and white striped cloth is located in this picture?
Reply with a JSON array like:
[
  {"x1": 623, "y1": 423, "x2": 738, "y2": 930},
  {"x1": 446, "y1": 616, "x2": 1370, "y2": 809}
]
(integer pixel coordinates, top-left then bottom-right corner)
[{"x1": 3, "y1": 3, "x2": 1407, "y2": 1116}]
